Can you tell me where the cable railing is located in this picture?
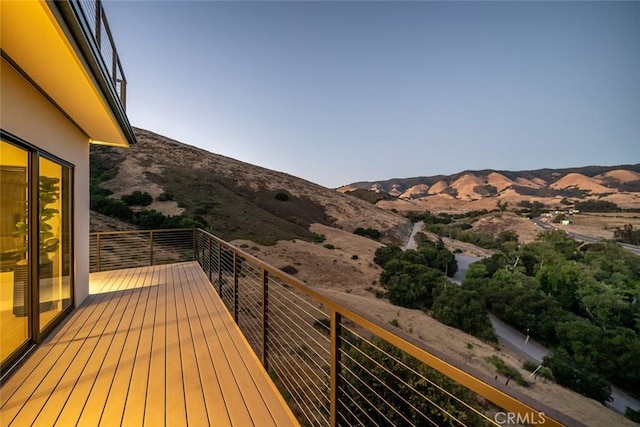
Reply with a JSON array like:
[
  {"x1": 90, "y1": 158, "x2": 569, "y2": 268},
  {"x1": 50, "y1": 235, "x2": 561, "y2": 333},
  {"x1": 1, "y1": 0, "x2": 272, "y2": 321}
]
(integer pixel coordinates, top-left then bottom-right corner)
[
  {"x1": 89, "y1": 229, "x2": 195, "y2": 272},
  {"x1": 89, "y1": 228, "x2": 579, "y2": 426},
  {"x1": 74, "y1": 0, "x2": 128, "y2": 108},
  {"x1": 193, "y1": 229, "x2": 579, "y2": 427}
]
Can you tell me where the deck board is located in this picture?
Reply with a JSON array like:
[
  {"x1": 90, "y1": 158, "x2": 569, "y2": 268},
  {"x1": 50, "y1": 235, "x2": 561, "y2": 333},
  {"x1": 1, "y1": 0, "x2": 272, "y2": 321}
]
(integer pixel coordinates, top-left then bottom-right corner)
[{"x1": 0, "y1": 262, "x2": 299, "y2": 427}]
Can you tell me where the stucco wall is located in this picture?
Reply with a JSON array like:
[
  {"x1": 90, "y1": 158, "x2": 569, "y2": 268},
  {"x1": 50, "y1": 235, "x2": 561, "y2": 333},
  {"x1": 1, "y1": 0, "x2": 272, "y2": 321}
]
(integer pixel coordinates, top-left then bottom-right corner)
[{"x1": 1, "y1": 58, "x2": 91, "y2": 306}]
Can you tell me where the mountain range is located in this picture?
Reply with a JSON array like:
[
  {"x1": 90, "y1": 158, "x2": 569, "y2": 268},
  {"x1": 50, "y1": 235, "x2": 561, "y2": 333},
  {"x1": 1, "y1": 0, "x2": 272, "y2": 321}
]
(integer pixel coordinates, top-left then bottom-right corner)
[{"x1": 339, "y1": 165, "x2": 640, "y2": 208}]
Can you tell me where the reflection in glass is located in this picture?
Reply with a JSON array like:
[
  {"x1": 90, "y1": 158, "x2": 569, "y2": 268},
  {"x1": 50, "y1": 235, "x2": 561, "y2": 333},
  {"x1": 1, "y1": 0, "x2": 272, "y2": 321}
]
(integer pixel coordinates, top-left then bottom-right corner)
[
  {"x1": 0, "y1": 140, "x2": 30, "y2": 363},
  {"x1": 39, "y1": 157, "x2": 72, "y2": 330}
]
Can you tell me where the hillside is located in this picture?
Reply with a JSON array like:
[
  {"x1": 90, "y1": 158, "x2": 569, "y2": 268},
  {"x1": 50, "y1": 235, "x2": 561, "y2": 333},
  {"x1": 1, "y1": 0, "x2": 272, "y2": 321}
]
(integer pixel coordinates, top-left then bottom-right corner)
[
  {"x1": 341, "y1": 165, "x2": 640, "y2": 211},
  {"x1": 90, "y1": 128, "x2": 412, "y2": 245}
]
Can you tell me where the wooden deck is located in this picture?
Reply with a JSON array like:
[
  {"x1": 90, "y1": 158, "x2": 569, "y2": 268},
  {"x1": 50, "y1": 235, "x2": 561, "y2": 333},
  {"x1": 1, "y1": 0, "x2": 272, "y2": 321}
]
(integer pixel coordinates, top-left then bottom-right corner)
[{"x1": 0, "y1": 262, "x2": 299, "y2": 426}]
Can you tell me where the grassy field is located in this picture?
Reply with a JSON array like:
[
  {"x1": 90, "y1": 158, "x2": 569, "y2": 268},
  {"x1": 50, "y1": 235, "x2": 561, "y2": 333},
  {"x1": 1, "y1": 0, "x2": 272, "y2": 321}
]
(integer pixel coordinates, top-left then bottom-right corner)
[{"x1": 561, "y1": 212, "x2": 640, "y2": 240}]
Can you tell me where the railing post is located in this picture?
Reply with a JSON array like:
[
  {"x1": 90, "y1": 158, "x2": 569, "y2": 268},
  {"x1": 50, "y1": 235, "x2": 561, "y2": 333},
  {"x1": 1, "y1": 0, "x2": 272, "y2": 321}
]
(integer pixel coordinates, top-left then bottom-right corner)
[
  {"x1": 330, "y1": 310, "x2": 342, "y2": 427},
  {"x1": 149, "y1": 230, "x2": 154, "y2": 266},
  {"x1": 208, "y1": 238, "x2": 213, "y2": 282},
  {"x1": 217, "y1": 244, "x2": 222, "y2": 295},
  {"x1": 233, "y1": 252, "x2": 239, "y2": 323},
  {"x1": 262, "y1": 269, "x2": 269, "y2": 371},
  {"x1": 96, "y1": 234, "x2": 101, "y2": 272},
  {"x1": 193, "y1": 229, "x2": 198, "y2": 262},
  {"x1": 94, "y1": 0, "x2": 102, "y2": 45},
  {"x1": 201, "y1": 232, "x2": 205, "y2": 265},
  {"x1": 110, "y1": 38, "x2": 117, "y2": 86},
  {"x1": 120, "y1": 75, "x2": 127, "y2": 108}
]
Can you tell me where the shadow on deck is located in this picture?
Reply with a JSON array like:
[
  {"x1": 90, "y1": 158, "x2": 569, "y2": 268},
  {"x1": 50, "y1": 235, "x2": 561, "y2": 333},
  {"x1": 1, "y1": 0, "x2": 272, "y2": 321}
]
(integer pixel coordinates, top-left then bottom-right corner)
[{"x1": 0, "y1": 262, "x2": 298, "y2": 426}]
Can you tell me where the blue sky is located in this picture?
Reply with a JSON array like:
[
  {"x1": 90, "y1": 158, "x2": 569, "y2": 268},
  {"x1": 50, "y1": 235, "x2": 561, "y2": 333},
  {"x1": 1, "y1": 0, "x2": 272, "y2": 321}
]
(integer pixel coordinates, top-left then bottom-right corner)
[{"x1": 105, "y1": 1, "x2": 639, "y2": 188}]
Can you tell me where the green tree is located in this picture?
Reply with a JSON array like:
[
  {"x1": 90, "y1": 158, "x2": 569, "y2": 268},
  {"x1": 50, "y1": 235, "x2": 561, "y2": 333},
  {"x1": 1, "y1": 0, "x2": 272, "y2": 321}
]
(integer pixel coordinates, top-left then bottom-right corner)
[
  {"x1": 613, "y1": 224, "x2": 640, "y2": 245},
  {"x1": 386, "y1": 265, "x2": 445, "y2": 309},
  {"x1": 542, "y1": 349, "x2": 612, "y2": 404},
  {"x1": 341, "y1": 338, "x2": 491, "y2": 426},
  {"x1": 374, "y1": 245, "x2": 402, "y2": 268},
  {"x1": 432, "y1": 285, "x2": 497, "y2": 342},
  {"x1": 574, "y1": 200, "x2": 620, "y2": 212}
]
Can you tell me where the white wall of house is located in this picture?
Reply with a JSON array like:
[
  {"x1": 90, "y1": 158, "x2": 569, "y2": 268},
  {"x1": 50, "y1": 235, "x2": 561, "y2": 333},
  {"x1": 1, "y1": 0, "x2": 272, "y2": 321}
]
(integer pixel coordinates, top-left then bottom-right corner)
[{"x1": 1, "y1": 58, "x2": 91, "y2": 306}]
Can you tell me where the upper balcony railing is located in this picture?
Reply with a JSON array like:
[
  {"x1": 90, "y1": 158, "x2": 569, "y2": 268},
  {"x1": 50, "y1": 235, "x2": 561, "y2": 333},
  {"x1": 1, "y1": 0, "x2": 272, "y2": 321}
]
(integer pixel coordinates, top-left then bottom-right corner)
[
  {"x1": 89, "y1": 229, "x2": 582, "y2": 426},
  {"x1": 71, "y1": 0, "x2": 128, "y2": 108}
]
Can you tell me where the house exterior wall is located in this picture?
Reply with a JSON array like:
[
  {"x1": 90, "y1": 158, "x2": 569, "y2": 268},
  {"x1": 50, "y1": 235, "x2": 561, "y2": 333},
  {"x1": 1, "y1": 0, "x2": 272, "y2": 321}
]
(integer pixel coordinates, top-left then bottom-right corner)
[{"x1": 1, "y1": 58, "x2": 91, "y2": 305}]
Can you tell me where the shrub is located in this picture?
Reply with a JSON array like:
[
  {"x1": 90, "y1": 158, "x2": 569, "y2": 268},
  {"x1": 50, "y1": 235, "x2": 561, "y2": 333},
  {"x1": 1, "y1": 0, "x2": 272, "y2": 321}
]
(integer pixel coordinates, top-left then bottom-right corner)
[
  {"x1": 275, "y1": 191, "x2": 289, "y2": 201},
  {"x1": 353, "y1": 227, "x2": 382, "y2": 240},
  {"x1": 625, "y1": 407, "x2": 640, "y2": 423},
  {"x1": 157, "y1": 192, "x2": 174, "y2": 201},
  {"x1": 486, "y1": 356, "x2": 529, "y2": 386},
  {"x1": 311, "y1": 233, "x2": 326, "y2": 243},
  {"x1": 324, "y1": 244, "x2": 335, "y2": 250},
  {"x1": 91, "y1": 197, "x2": 134, "y2": 221},
  {"x1": 522, "y1": 360, "x2": 555, "y2": 381},
  {"x1": 136, "y1": 209, "x2": 166, "y2": 228},
  {"x1": 351, "y1": 254, "x2": 359, "y2": 260},
  {"x1": 280, "y1": 265, "x2": 298, "y2": 275},
  {"x1": 121, "y1": 190, "x2": 153, "y2": 206}
]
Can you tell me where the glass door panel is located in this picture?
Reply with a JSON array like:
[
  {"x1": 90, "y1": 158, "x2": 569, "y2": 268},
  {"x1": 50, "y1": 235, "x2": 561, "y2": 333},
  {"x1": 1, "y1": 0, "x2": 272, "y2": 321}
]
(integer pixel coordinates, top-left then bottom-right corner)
[
  {"x1": 0, "y1": 140, "x2": 30, "y2": 363},
  {"x1": 38, "y1": 157, "x2": 72, "y2": 331}
]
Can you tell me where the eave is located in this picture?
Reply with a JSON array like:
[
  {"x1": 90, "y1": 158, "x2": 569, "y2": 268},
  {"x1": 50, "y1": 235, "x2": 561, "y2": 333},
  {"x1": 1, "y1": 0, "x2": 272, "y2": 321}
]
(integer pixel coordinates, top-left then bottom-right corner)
[{"x1": 0, "y1": 0, "x2": 135, "y2": 147}]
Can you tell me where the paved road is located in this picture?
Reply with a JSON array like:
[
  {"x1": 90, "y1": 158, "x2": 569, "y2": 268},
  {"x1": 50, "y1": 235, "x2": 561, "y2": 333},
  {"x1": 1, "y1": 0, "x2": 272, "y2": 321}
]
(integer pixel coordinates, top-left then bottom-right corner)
[
  {"x1": 451, "y1": 255, "x2": 479, "y2": 284},
  {"x1": 403, "y1": 221, "x2": 423, "y2": 251},
  {"x1": 452, "y1": 253, "x2": 640, "y2": 414}
]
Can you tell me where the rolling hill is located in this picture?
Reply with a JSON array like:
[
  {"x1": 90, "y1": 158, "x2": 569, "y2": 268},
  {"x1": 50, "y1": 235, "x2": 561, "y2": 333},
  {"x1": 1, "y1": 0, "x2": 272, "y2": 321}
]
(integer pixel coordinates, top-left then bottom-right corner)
[
  {"x1": 340, "y1": 165, "x2": 640, "y2": 210},
  {"x1": 90, "y1": 128, "x2": 412, "y2": 245}
]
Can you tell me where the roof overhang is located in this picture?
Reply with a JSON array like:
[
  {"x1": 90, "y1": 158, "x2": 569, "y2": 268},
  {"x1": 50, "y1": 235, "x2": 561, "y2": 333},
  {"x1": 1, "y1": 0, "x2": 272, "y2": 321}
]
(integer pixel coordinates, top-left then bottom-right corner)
[{"x1": 1, "y1": 0, "x2": 133, "y2": 147}]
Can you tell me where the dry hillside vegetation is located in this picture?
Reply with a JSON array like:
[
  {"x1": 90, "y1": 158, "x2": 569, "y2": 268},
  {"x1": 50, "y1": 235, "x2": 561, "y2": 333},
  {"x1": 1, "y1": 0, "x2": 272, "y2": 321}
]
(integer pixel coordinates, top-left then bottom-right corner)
[
  {"x1": 550, "y1": 173, "x2": 615, "y2": 194},
  {"x1": 93, "y1": 128, "x2": 411, "y2": 244},
  {"x1": 557, "y1": 212, "x2": 640, "y2": 240},
  {"x1": 597, "y1": 169, "x2": 640, "y2": 183},
  {"x1": 90, "y1": 211, "x2": 138, "y2": 232},
  {"x1": 471, "y1": 212, "x2": 542, "y2": 243}
]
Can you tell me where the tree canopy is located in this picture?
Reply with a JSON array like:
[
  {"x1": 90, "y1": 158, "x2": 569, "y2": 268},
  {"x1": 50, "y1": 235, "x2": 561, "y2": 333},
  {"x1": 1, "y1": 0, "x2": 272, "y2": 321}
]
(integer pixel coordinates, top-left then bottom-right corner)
[{"x1": 463, "y1": 230, "x2": 640, "y2": 402}]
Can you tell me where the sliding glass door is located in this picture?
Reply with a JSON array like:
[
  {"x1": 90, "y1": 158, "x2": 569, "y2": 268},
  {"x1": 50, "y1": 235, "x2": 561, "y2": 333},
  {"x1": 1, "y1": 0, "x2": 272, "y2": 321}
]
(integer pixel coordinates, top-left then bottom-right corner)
[
  {"x1": 0, "y1": 136, "x2": 73, "y2": 373},
  {"x1": 0, "y1": 140, "x2": 30, "y2": 363},
  {"x1": 38, "y1": 157, "x2": 72, "y2": 331}
]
